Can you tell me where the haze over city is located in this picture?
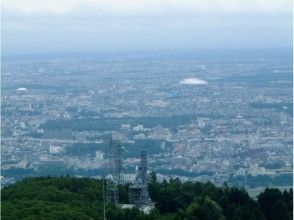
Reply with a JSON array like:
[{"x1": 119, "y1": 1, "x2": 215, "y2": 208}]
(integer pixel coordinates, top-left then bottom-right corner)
[
  {"x1": 2, "y1": 0, "x2": 293, "y2": 54},
  {"x1": 1, "y1": 1, "x2": 293, "y2": 219}
]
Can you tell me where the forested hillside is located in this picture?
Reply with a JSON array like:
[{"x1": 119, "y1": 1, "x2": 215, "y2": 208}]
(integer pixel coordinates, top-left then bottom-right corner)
[{"x1": 1, "y1": 175, "x2": 292, "y2": 220}]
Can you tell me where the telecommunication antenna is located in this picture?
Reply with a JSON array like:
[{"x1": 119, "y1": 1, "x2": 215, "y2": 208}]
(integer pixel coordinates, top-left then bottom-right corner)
[
  {"x1": 106, "y1": 133, "x2": 123, "y2": 204},
  {"x1": 129, "y1": 150, "x2": 150, "y2": 207}
]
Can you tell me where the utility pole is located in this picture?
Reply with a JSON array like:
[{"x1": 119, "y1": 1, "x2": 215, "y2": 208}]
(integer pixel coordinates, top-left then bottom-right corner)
[{"x1": 103, "y1": 177, "x2": 106, "y2": 220}]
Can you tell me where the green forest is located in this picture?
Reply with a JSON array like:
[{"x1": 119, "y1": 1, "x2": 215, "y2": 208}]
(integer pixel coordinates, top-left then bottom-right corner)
[{"x1": 1, "y1": 174, "x2": 292, "y2": 220}]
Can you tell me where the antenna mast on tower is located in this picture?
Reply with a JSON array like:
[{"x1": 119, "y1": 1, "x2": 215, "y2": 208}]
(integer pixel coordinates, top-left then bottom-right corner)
[
  {"x1": 106, "y1": 133, "x2": 123, "y2": 204},
  {"x1": 129, "y1": 150, "x2": 150, "y2": 207}
]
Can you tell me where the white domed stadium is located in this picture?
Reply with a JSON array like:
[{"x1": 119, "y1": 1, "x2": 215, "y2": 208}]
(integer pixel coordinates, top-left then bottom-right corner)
[{"x1": 179, "y1": 78, "x2": 207, "y2": 85}]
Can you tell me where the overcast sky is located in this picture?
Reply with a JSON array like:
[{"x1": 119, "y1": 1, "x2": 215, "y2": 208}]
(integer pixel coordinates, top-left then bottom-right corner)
[{"x1": 2, "y1": 0, "x2": 293, "y2": 54}]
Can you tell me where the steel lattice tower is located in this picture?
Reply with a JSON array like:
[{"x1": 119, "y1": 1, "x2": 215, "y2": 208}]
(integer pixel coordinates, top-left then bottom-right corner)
[
  {"x1": 106, "y1": 133, "x2": 123, "y2": 204},
  {"x1": 129, "y1": 150, "x2": 150, "y2": 206}
]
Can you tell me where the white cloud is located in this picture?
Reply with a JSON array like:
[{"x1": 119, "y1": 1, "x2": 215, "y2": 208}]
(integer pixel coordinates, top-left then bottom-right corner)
[
  {"x1": 3, "y1": 0, "x2": 292, "y2": 17},
  {"x1": 2, "y1": 0, "x2": 292, "y2": 54},
  {"x1": 2, "y1": 0, "x2": 80, "y2": 13}
]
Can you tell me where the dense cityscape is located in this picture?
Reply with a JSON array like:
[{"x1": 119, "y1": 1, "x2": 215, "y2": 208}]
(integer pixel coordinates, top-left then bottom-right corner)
[{"x1": 1, "y1": 49, "x2": 293, "y2": 191}]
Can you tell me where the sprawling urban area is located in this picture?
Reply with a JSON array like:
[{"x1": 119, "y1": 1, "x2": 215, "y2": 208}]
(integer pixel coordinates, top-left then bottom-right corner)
[{"x1": 1, "y1": 50, "x2": 293, "y2": 191}]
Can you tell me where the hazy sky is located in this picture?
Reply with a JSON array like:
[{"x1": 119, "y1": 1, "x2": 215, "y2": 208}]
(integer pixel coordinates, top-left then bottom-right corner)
[{"x1": 2, "y1": 0, "x2": 293, "y2": 54}]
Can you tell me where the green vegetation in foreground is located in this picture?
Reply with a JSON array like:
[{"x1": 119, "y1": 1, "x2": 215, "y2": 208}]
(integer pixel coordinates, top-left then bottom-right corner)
[{"x1": 1, "y1": 174, "x2": 293, "y2": 220}]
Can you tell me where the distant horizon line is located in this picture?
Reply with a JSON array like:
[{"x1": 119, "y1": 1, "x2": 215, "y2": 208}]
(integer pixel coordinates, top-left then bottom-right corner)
[{"x1": 2, "y1": 47, "x2": 293, "y2": 58}]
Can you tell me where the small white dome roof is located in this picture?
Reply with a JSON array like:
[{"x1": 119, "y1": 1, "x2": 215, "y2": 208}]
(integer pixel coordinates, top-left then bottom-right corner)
[{"x1": 16, "y1": 87, "x2": 28, "y2": 91}]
